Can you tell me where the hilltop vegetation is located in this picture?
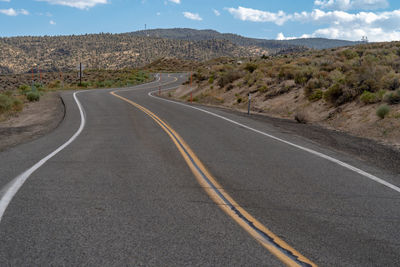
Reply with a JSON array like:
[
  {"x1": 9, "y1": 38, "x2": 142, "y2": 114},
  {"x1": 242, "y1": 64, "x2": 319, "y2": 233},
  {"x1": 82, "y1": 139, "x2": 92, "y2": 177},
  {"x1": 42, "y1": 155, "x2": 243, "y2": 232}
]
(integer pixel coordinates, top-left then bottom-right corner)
[
  {"x1": 0, "y1": 28, "x2": 361, "y2": 75},
  {"x1": 132, "y1": 28, "x2": 360, "y2": 50},
  {"x1": 0, "y1": 33, "x2": 256, "y2": 74},
  {"x1": 171, "y1": 42, "x2": 400, "y2": 147}
]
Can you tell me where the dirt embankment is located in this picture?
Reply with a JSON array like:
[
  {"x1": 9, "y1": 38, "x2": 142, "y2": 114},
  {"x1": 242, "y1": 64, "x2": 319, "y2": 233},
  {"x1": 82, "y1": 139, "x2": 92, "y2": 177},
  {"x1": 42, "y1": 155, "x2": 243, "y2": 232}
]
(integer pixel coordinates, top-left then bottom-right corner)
[
  {"x1": 171, "y1": 83, "x2": 400, "y2": 149},
  {"x1": 0, "y1": 92, "x2": 65, "y2": 151}
]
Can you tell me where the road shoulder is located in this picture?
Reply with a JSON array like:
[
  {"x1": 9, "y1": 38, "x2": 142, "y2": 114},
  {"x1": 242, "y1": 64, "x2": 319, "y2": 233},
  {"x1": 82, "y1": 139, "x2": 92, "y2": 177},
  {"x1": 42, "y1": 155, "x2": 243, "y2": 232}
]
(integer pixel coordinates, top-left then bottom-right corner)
[{"x1": 0, "y1": 92, "x2": 65, "y2": 152}]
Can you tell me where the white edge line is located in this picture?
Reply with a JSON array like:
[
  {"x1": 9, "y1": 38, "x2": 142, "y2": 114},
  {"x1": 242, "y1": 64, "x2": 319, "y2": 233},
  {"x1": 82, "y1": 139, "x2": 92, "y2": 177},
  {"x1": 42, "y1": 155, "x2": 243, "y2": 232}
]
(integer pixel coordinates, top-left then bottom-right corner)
[
  {"x1": 147, "y1": 84, "x2": 400, "y2": 194},
  {"x1": 0, "y1": 92, "x2": 86, "y2": 222},
  {"x1": 0, "y1": 75, "x2": 166, "y2": 222}
]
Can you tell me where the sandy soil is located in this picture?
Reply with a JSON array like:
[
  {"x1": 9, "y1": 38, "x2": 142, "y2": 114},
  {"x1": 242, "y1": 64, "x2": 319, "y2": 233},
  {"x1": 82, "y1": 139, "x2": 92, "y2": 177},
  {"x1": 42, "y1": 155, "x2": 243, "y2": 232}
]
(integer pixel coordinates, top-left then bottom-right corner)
[{"x1": 0, "y1": 92, "x2": 65, "y2": 151}]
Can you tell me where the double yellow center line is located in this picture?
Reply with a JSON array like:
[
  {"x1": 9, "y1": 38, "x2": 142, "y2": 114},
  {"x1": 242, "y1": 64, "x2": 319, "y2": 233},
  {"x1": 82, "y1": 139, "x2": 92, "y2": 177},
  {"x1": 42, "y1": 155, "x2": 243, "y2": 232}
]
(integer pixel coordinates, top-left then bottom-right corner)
[{"x1": 111, "y1": 81, "x2": 316, "y2": 267}]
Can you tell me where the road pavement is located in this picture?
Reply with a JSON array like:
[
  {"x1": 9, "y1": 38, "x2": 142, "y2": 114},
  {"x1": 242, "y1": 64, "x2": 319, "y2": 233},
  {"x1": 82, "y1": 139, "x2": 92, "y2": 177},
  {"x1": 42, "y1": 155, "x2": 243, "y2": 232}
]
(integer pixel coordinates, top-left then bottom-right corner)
[{"x1": 0, "y1": 74, "x2": 399, "y2": 266}]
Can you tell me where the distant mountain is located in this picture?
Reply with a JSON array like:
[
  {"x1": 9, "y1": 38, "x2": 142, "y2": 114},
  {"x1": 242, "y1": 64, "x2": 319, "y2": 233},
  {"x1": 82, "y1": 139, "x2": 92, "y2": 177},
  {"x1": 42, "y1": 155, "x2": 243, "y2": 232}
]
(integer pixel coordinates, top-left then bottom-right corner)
[
  {"x1": 131, "y1": 28, "x2": 301, "y2": 52},
  {"x1": 282, "y1": 38, "x2": 361, "y2": 50},
  {"x1": 131, "y1": 28, "x2": 360, "y2": 50}
]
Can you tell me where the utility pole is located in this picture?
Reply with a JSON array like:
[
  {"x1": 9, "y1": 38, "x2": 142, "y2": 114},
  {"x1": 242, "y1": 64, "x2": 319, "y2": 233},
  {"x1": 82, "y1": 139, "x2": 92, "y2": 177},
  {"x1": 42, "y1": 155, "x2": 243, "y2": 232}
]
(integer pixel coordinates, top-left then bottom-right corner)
[{"x1": 248, "y1": 93, "x2": 251, "y2": 115}]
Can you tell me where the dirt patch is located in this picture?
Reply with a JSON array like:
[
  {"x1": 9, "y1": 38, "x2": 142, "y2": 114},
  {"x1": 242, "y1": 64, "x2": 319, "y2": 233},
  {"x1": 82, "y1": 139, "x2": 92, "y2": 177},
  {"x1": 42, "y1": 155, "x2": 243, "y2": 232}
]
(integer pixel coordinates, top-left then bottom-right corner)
[{"x1": 0, "y1": 92, "x2": 65, "y2": 151}]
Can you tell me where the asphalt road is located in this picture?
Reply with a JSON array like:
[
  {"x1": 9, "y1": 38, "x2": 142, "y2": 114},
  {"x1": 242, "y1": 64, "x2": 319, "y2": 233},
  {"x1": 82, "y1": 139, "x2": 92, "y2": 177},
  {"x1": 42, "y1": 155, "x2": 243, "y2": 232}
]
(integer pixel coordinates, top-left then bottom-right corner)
[{"x1": 0, "y1": 74, "x2": 399, "y2": 266}]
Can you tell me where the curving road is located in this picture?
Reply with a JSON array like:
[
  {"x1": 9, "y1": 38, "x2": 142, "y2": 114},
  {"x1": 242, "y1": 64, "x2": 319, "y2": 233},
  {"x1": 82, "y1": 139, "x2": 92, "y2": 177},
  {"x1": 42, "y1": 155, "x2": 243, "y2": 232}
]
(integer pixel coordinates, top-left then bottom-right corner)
[{"x1": 0, "y1": 74, "x2": 399, "y2": 266}]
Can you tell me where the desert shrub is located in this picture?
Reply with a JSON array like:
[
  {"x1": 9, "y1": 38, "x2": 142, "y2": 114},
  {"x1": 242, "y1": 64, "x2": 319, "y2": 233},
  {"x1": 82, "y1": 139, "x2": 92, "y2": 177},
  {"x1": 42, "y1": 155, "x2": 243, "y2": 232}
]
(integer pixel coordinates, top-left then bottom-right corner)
[
  {"x1": 376, "y1": 105, "x2": 390, "y2": 119},
  {"x1": 18, "y1": 84, "x2": 30, "y2": 95},
  {"x1": 342, "y1": 49, "x2": 359, "y2": 60},
  {"x1": 48, "y1": 80, "x2": 61, "y2": 89},
  {"x1": 78, "y1": 81, "x2": 91, "y2": 88},
  {"x1": 0, "y1": 94, "x2": 13, "y2": 111},
  {"x1": 12, "y1": 98, "x2": 23, "y2": 111},
  {"x1": 381, "y1": 73, "x2": 400, "y2": 91},
  {"x1": 278, "y1": 64, "x2": 299, "y2": 80},
  {"x1": 328, "y1": 69, "x2": 346, "y2": 84},
  {"x1": 258, "y1": 85, "x2": 268, "y2": 93},
  {"x1": 308, "y1": 89, "x2": 323, "y2": 101},
  {"x1": 208, "y1": 75, "x2": 214, "y2": 84},
  {"x1": 294, "y1": 68, "x2": 314, "y2": 85},
  {"x1": 218, "y1": 70, "x2": 242, "y2": 88},
  {"x1": 359, "y1": 78, "x2": 381, "y2": 93},
  {"x1": 305, "y1": 78, "x2": 322, "y2": 96},
  {"x1": 383, "y1": 89, "x2": 400, "y2": 104},
  {"x1": 95, "y1": 81, "x2": 106, "y2": 88},
  {"x1": 324, "y1": 83, "x2": 344, "y2": 105},
  {"x1": 26, "y1": 91, "x2": 40, "y2": 102},
  {"x1": 244, "y1": 72, "x2": 257, "y2": 87},
  {"x1": 360, "y1": 91, "x2": 379, "y2": 104},
  {"x1": 294, "y1": 110, "x2": 308, "y2": 123},
  {"x1": 244, "y1": 62, "x2": 258, "y2": 73}
]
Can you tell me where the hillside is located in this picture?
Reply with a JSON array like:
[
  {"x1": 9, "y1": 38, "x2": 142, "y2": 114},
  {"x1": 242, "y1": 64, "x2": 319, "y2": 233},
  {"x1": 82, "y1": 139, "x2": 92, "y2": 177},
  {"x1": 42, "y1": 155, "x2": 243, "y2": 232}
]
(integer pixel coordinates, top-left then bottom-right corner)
[
  {"x1": 169, "y1": 42, "x2": 400, "y2": 148},
  {"x1": 0, "y1": 33, "x2": 258, "y2": 74},
  {"x1": 131, "y1": 28, "x2": 359, "y2": 50},
  {"x1": 283, "y1": 38, "x2": 361, "y2": 50}
]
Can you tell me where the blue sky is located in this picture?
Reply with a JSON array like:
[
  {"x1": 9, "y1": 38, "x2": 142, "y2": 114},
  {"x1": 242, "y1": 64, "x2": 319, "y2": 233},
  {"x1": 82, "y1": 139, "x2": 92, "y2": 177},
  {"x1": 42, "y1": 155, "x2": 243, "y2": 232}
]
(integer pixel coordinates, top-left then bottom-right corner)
[{"x1": 1, "y1": 0, "x2": 400, "y2": 41}]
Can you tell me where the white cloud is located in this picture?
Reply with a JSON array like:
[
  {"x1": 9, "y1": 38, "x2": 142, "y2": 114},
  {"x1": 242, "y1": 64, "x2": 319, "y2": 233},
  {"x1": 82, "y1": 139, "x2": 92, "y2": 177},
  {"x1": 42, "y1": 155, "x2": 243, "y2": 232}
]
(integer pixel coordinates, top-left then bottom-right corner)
[
  {"x1": 226, "y1": 6, "x2": 291, "y2": 25},
  {"x1": 49, "y1": 19, "x2": 56, "y2": 25},
  {"x1": 169, "y1": 0, "x2": 180, "y2": 4},
  {"x1": 183, "y1": 11, "x2": 202, "y2": 21},
  {"x1": 228, "y1": 6, "x2": 400, "y2": 42},
  {"x1": 0, "y1": 0, "x2": 11, "y2": 2},
  {"x1": 277, "y1": 32, "x2": 310, "y2": 40},
  {"x1": 213, "y1": 9, "x2": 220, "y2": 16},
  {"x1": 0, "y1": 8, "x2": 29, "y2": 16},
  {"x1": 314, "y1": 0, "x2": 389, "y2": 11},
  {"x1": 37, "y1": 0, "x2": 108, "y2": 10}
]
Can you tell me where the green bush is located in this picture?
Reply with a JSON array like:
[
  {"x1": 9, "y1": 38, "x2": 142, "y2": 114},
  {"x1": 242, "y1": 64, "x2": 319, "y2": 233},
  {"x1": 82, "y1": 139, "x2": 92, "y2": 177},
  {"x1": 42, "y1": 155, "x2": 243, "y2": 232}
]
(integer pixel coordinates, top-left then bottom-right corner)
[
  {"x1": 324, "y1": 83, "x2": 343, "y2": 104},
  {"x1": 308, "y1": 89, "x2": 323, "y2": 101},
  {"x1": 258, "y1": 85, "x2": 268, "y2": 93},
  {"x1": 382, "y1": 73, "x2": 400, "y2": 91},
  {"x1": 383, "y1": 89, "x2": 400, "y2": 104},
  {"x1": 26, "y1": 91, "x2": 40, "y2": 102},
  {"x1": 244, "y1": 62, "x2": 258, "y2": 73},
  {"x1": 19, "y1": 84, "x2": 30, "y2": 95},
  {"x1": 305, "y1": 78, "x2": 322, "y2": 96},
  {"x1": 218, "y1": 70, "x2": 242, "y2": 88},
  {"x1": 360, "y1": 91, "x2": 379, "y2": 104},
  {"x1": 294, "y1": 68, "x2": 314, "y2": 85},
  {"x1": 376, "y1": 104, "x2": 390, "y2": 119},
  {"x1": 342, "y1": 49, "x2": 359, "y2": 60},
  {"x1": 12, "y1": 98, "x2": 23, "y2": 111},
  {"x1": 0, "y1": 94, "x2": 13, "y2": 111}
]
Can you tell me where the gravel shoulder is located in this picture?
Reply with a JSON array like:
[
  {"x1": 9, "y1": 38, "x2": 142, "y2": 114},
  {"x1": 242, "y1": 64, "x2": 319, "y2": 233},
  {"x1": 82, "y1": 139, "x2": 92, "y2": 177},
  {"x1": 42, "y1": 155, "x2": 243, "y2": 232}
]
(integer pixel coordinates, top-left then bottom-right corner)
[{"x1": 0, "y1": 92, "x2": 65, "y2": 152}]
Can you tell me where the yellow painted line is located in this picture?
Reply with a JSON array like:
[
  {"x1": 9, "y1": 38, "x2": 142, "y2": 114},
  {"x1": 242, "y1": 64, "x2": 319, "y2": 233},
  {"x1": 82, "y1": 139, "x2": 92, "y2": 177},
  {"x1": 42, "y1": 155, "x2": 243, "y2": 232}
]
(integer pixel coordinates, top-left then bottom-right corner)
[{"x1": 110, "y1": 81, "x2": 317, "y2": 267}]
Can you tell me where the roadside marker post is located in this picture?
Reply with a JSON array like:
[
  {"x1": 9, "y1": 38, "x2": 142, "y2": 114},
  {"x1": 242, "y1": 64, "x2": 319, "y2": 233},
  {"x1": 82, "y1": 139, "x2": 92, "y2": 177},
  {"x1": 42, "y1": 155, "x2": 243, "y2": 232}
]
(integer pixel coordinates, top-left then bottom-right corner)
[
  {"x1": 159, "y1": 73, "x2": 161, "y2": 96},
  {"x1": 190, "y1": 72, "x2": 193, "y2": 103},
  {"x1": 248, "y1": 93, "x2": 251, "y2": 115},
  {"x1": 79, "y1": 62, "x2": 82, "y2": 86}
]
